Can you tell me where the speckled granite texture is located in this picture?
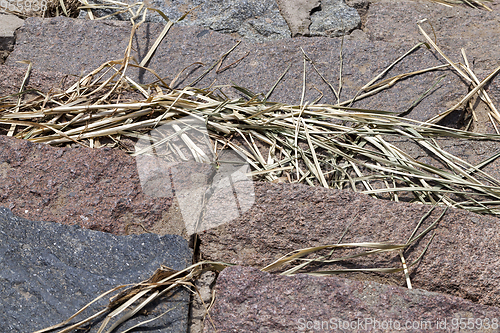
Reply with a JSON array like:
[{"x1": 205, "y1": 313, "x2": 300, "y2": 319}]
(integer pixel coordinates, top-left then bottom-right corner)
[
  {"x1": 205, "y1": 266, "x2": 500, "y2": 333},
  {"x1": 199, "y1": 182, "x2": 500, "y2": 307}
]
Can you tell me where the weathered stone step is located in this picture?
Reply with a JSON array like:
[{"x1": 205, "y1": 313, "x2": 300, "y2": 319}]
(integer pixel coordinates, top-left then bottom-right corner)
[
  {"x1": 1, "y1": 124, "x2": 500, "y2": 308},
  {"x1": 198, "y1": 181, "x2": 500, "y2": 307},
  {"x1": 205, "y1": 265, "x2": 500, "y2": 332},
  {"x1": 0, "y1": 134, "x2": 191, "y2": 237},
  {"x1": 2, "y1": 4, "x2": 500, "y2": 330}
]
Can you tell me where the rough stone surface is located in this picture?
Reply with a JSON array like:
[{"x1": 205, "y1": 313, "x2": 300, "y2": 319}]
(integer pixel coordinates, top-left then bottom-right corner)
[
  {"x1": 0, "y1": 206, "x2": 192, "y2": 332},
  {"x1": 79, "y1": 0, "x2": 292, "y2": 42},
  {"x1": 0, "y1": 132, "x2": 256, "y2": 241},
  {"x1": 205, "y1": 266, "x2": 500, "y2": 333},
  {"x1": 0, "y1": 64, "x2": 69, "y2": 96},
  {"x1": 0, "y1": 133, "x2": 255, "y2": 239},
  {"x1": 1, "y1": 2, "x2": 500, "y2": 331},
  {"x1": 0, "y1": 13, "x2": 24, "y2": 39},
  {"x1": 276, "y1": 0, "x2": 321, "y2": 36},
  {"x1": 0, "y1": 13, "x2": 23, "y2": 64},
  {"x1": 9, "y1": 16, "x2": 499, "y2": 126},
  {"x1": 77, "y1": 0, "x2": 362, "y2": 41},
  {"x1": 309, "y1": 0, "x2": 361, "y2": 37},
  {"x1": 366, "y1": 0, "x2": 500, "y2": 70},
  {"x1": 0, "y1": 135, "x2": 185, "y2": 237},
  {"x1": 198, "y1": 181, "x2": 500, "y2": 307}
]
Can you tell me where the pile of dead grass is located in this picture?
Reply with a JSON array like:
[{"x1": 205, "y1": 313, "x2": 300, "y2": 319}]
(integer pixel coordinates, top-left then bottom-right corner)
[
  {"x1": 1, "y1": 17, "x2": 500, "y2": 216},
  {"x1": 1, "y1": 5, "x2": 500, "y2": 333}
]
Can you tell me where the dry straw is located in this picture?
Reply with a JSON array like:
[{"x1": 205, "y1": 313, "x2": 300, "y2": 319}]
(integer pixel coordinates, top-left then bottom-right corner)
[
  {"x1": 2, "y1": 20, "x2": 500, "y2": 215},
  {"x1": 1, "y1": 2, "x2": 499, "y2": 332}
]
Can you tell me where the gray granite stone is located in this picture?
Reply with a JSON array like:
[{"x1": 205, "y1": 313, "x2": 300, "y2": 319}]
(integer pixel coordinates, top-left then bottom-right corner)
[
  {"x1": 309, "y1": 0, "x2": 360, "y2": 37},
  {"x1": 78, "y1": 0, "x2": 362, "y2": 41},
  {"x1": 276, "y1": 0, "x2": 361, "y2": 38},
  {"x1": 0, "y1": 207, "x2": 192, "y2": 332},
  {"x1": 79, "y1": 0, "x2": 292, "y2": 42}
]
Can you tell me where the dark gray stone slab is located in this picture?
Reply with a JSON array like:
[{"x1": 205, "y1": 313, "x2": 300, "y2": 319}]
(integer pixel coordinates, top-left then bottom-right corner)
[
  {"x1": 205, "y1": 266, "x2": 500, "y2": 333},
  {"x1": 0, "y1": 207, "x2": 192, "y2": 332}
]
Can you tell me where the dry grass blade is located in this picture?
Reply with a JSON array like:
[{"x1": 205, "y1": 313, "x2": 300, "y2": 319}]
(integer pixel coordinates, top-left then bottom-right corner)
[
  {"x1": 426, "y1": 65, "x2": 500, "y2": 124},
  {"x1": 7, "y1": 60, "x2": 32, "y2": 136},
  {"x1": 32, "y1": 285, "x2": 129, "y2": 333},
  {"x1": 431, "y1": 0, "x2": 493, "y2": 10},
  {"x1": 13, "y1": 63, "x2": 494, "y2": 214},
  {"x1": 139, "y1": 20, "x2": 174, "y2": 67},
  {"x1": 189, "y1": 41, "x2": 241, "y2": 87},
  {"x1": 119, "y1": 307, "x2": 176, "y2": 333},
  {"x1": 460, "y1": 48, "x2": 500, "y2": 125},
  {"x1": 345, "y1": 42, "x2": 424, "y2": 106},
  {"x1": 300, "y1": 48, "x2": 340, "y2": 102},
  {"x1": 261, "y1": 206, "x2": 447, "y2": 282},
  {"x1": 34, "y1": 261, "x2": 231, "y2": 332},
  {"x1": 302, "y1": 118, "x2": 328, "y2": 188},
  {"x1": 265, "y1": 64, "x2": 291, "y2": 101}
]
